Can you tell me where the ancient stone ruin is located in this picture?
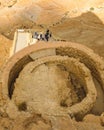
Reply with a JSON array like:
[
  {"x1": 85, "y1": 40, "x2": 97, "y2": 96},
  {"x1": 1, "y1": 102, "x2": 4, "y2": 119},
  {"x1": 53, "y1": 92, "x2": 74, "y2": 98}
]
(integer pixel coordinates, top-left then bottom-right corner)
[{"x1": 0, "y1": 42, "x2": 104, "y2": 129}]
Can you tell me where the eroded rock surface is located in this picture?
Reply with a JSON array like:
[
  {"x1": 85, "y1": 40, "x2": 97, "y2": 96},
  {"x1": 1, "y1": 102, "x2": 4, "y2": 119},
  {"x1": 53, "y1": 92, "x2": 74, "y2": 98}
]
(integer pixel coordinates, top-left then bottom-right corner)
[
  {"x1": 0, "y1": 42, "x2": 104, "y2": 130},
  {"x1": 0, "y1": 34, "x2": 12, "y2": 78},
  {"x1": 0, "y1": 0, "x2": 104, "y2": 130}
]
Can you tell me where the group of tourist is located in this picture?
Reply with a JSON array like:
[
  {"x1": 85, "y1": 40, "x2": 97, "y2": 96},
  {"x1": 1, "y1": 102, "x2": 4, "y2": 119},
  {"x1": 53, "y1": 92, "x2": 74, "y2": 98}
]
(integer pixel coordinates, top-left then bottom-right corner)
[{"x1": 32, "y1": 30, "x2": 52, "y2": 41}]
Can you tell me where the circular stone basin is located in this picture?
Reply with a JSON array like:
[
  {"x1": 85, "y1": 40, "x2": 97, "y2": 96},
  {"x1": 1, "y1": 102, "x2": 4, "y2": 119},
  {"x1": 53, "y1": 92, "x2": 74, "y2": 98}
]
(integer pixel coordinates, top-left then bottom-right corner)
[{"x1": 12, "y1": 56, "x2": 97, "y2": 116}]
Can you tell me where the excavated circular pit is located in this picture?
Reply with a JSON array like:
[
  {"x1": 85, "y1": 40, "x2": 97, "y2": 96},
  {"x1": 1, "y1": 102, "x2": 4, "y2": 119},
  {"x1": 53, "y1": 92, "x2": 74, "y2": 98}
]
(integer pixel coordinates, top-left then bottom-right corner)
[
  {"x1": 1, "y1": 42, "x2": 104, "y2": 119},
  {"x1": 12, "y1": 56, "x2": 96, "y2": 116}
]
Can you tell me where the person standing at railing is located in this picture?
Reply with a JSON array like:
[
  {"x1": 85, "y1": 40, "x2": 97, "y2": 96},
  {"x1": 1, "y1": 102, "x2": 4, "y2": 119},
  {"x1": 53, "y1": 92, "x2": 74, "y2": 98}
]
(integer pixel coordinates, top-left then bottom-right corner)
[{"x1": 45, "y1": 29, "x2": 51, "y2": 41}]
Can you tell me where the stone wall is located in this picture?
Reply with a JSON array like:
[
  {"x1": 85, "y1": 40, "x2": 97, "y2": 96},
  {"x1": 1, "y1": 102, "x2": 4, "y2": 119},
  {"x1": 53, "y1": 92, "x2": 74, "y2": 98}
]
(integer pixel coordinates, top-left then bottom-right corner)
[{"x1": 1, "y1": 42, "x2": 104, "y2": 120}]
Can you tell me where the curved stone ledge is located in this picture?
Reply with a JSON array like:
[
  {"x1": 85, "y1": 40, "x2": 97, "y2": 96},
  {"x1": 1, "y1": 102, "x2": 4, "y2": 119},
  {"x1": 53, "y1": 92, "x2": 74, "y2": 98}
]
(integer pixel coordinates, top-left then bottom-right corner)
[
  {"x1": 12, "y1": 55, "x2": 97, "y2": 116},
  {"x1": 1, "y1": 41, "x2": 104, "y2": 118}
]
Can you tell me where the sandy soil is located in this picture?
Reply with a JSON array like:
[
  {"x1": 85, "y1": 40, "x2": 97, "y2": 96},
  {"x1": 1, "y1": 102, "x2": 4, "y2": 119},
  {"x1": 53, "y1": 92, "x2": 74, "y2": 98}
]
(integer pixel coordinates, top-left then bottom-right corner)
[
  {"x1": 0, "y1": 34, "x2": 12, "y2": 75},
  {"x1": 0, "y1": 0, "x2": 104, "y2": 130}
]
